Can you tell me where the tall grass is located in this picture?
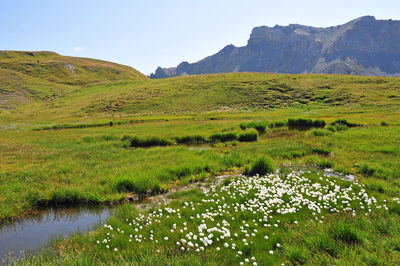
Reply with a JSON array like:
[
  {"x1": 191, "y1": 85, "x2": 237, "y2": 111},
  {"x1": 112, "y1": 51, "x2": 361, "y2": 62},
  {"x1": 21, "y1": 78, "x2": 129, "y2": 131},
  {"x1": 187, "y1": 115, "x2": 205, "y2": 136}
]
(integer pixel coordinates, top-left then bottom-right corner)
[
  {"x1": 208, "y1": 132, "x2": 238, "y2": 143},
  {"x1": 240, "y1": 121, "x2": 268, "y2": 133},
  {"x1": 244, "y1": 157, "x2": 275, "y2": 176},
  {"x1": 330, "y1": 119, "x2": 360, "y2": 128},
  {"x1": 238, "y1": 130, "x2": 258, "y2": 142},
  {"x1": 175, "y1": 135, "x2": 207, "y2": 145},
  {"x1": 129, "y1": 136, "x2": 172, "y2": 148},
  {"x1": 288, "y1": 118, "x2": 326, "y2": 128}
]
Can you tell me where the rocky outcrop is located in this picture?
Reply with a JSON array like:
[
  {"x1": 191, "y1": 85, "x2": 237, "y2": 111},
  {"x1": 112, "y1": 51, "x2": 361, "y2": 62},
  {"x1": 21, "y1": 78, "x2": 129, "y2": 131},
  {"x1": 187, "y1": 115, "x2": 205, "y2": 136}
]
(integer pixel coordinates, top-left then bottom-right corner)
[{"x1": 150, "y1": 16, "x2": 400, "y2": 78}]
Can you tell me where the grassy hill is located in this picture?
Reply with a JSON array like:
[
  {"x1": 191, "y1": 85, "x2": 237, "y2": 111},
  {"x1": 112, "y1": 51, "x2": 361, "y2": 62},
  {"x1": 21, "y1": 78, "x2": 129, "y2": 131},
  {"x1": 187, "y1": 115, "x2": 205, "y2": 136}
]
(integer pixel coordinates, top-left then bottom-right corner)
[
  {"x1": 0, "y1": 50, "x2": 148, "y2": 111},
  {"x1": 1, "y1": 71, "x2": 400, "y2": 125}
]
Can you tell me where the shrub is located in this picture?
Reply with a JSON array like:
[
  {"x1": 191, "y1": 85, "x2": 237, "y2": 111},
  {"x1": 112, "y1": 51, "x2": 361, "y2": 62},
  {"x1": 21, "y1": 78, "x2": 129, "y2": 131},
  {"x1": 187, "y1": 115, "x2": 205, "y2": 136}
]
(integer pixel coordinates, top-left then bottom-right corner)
[
  {"x1": 313, "y1": 119, "x2": 326, "y2": 128},
  {"x1": 208, "y1": 132, "x2": 237, "y2": 143},
  {"x1": 288, "y1": 118, "x2": 326, "y2": 128},
  {"x1": 330, "y1": 119, "x2": 360, "y2": 128},
  {"x1": 238, "y1": 131, "x2": 258, "y2": 142},
  {"x1": 245, "y1": 157, "x2": 275, "y2": 176},
  {"x1": 130, "y1": 136, "x2": 172, "y2": 148},
  {"x1": 175, "y1": 135, "x2": 206, "y2": 144},
  {"x1": 240, "y1": 121, "x2": 268, "y2": 133},
  {"x1": 269, "y1": 120, "x2": 287, "y2": 128}
]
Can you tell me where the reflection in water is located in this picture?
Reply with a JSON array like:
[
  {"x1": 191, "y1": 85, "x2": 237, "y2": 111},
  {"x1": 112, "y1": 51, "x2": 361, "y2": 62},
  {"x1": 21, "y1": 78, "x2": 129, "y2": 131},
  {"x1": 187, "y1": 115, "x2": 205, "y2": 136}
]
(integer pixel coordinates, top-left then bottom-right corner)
[{"x1": 0, "y1": 205, "x2": 113, "y2": 260}]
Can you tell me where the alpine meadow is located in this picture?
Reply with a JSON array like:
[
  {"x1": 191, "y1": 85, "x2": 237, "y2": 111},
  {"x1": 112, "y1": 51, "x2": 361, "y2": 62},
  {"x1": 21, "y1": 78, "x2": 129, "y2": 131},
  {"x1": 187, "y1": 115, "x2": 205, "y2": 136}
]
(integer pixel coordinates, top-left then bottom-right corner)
[{"x1": 1, "y1": 5, "x2": 400, "y2": 266}]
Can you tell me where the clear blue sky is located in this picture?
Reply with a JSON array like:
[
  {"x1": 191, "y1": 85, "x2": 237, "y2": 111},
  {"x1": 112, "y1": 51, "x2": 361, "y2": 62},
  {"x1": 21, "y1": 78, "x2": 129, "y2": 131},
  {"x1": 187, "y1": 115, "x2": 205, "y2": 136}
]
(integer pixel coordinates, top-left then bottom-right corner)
[{"x1": 1, "y1": 0, "x2": 399, "y2": 75}]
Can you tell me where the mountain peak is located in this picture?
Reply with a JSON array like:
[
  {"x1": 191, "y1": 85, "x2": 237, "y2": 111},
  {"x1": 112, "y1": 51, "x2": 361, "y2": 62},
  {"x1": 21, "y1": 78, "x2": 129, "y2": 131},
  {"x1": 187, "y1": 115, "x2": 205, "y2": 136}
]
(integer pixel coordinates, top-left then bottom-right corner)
[{"x1": 151, "y1": 17, "x2": 400, "y2": 78}]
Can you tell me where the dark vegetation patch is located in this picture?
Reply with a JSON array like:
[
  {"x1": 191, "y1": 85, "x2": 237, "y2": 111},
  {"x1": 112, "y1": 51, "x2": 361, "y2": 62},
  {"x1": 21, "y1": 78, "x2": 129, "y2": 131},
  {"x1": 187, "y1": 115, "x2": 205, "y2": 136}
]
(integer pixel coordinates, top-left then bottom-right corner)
[
  {"x1": 358, "y1": 163, "x2": 376, "y2": 177},
  {"x1": 244, "y1": 157, "x2": 275, "y2": 176},
  {"x1": 312, "y1": 147, "x2": 331, "y2": 156},
  {"x1": 239, "y1": 120, "x2": 287, "y2": 133},
  {"x1": 331, "y1": 221, "x2": 363, "y2": 244},
  {"x1": 33, "y1": 189, "x2": 101, "y2": 207},
  {"x1": 318, "y1": 159, "x2": 334, "y2": 169},
  {"x1": 208, "y1": 132, "x2": 238, "y2": 143},
  {"x1": 122, "y1": 131, "x2": 259, "y2": 148},
  {"x1": 129, "y1": 136, "x2": 172, "y2": 148},
  {"x1": 240, "y1": 121, "x2": 268, "y2": 133},
  {"x1": 269, "y1": 120, "x2": 288, "y2": 128},
  {"x1": 330, "y1": 119, "x2": 361, "y2": 128},
  {"x1": 112, "y1": 178, "x2": 163, "y2": 195},
  {"x1": 288, "y1": 118, "x2": 326, "y2": 129},
  {"x1": 34, "y1": 121, "x2": 120, "y2": 130},
  {"x1": 238, "y1": 131, "x2": 258, "y2": 142},
  {"x1": 175, "y1": 135, "x2": 207, "y2": 144},
  {"x1": 81, "y1": 135, "x2": 119, "y2": 142}
]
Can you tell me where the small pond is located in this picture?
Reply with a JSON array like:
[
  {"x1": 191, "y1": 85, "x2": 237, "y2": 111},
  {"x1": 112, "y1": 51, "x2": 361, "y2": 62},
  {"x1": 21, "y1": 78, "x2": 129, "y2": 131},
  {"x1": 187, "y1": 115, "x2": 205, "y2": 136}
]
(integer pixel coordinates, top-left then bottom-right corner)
[{"x1": 0, "y1": 205, "x2": 113, "y2": 260}]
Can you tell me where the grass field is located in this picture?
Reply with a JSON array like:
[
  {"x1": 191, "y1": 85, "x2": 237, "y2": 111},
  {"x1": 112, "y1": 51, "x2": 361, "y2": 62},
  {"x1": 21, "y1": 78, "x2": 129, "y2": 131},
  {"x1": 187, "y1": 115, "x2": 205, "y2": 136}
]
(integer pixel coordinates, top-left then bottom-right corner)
[{"x1": 1, "y1": 54, "x2": 400, "y2": 264}]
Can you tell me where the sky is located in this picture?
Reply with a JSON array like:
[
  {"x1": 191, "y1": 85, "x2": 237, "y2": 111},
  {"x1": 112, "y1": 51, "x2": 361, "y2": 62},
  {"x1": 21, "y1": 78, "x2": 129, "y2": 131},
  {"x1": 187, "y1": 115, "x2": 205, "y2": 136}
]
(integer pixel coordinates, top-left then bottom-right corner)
[{"x1": 1, "y1": 0, "x2": 399, "y2": 75}]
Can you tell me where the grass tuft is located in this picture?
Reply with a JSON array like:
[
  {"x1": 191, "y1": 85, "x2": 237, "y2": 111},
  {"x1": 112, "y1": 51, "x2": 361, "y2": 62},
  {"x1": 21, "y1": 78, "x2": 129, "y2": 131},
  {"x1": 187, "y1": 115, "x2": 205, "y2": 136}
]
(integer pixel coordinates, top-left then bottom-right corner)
[
  {"x1": 245, "y1": 157, "x2": 275, "y2": 176},
  {"x1": 238, "y1": 130, "x2": 258, "y2": 142},
  {"x1": 130, "y1": 136, "x2": 172, "y2": 148}
]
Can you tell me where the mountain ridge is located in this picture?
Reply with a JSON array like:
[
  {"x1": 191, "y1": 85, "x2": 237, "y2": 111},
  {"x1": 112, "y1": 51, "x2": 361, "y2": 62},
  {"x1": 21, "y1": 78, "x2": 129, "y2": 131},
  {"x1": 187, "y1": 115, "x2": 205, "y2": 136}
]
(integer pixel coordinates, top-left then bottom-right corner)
[{"x1": 150, "y1": 16, "x2": 400, "y2": 78}]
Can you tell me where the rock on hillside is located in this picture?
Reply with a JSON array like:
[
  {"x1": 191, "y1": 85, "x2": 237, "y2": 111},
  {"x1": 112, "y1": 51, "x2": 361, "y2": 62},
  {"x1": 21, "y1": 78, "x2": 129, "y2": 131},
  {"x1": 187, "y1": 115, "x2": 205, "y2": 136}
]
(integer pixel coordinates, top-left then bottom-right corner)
[{"x1": 151, "y1": 16, "x2": 400, "y2": 78}]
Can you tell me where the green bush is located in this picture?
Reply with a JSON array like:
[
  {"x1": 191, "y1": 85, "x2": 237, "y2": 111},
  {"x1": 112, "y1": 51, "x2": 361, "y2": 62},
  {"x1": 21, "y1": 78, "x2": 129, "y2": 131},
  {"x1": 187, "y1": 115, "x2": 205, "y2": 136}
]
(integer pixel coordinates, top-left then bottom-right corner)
[
  {"x1": 288, "y1": 118, "x2": 326, "y2": 128},
  {"x1": 208, "y1": 132, "x2": 237, "y2": 143},
  {"x1": 330, "y1": 119, "x2": 360, "y2": 128},
  {"x1": 239, "y1": 121, "x2": 268, "y2": 133},
  {"x1": 175, "y1": 135, "x2": 206, "y2": 144},
  {"x1": 130, "y1": 136, "x2": 172, "y2": 148},
  {"x1": 269, "y1": 120, "x2": 288, "y2": 128},
  {"x1": 238, "y1": 131, "x2": 258, "y2": 142},
  {"x1": 245, "y1": 157, "x2": 275, "y2": 176}
]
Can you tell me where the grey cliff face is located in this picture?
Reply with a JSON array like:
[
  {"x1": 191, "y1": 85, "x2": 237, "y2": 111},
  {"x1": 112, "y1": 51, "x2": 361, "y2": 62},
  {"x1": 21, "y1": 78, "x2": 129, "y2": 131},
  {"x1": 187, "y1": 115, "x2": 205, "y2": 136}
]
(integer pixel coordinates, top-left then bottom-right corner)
[{"x1": 150, "y1": 16, "x2": 400, "y2": 78}]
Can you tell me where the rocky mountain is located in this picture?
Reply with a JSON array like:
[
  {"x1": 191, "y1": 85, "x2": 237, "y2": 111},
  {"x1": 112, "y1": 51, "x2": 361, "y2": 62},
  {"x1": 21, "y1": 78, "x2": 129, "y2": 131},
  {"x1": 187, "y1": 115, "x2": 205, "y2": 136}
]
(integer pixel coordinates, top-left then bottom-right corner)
[{"x1": 150, "y1": 16, "x2": 400, "y2": 78}]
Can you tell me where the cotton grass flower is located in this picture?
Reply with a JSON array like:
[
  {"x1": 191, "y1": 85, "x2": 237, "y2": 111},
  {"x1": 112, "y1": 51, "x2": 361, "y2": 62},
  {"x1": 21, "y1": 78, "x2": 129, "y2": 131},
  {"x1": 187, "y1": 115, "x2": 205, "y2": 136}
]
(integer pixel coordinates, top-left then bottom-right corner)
[{"x1": 97, "y1": 170, "x2": 382, "y2": 263}]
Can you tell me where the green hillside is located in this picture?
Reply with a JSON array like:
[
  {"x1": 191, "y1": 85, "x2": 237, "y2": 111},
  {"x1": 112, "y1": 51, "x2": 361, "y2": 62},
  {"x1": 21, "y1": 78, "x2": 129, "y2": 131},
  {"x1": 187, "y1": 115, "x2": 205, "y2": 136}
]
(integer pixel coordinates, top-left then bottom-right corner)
[
  {"x1": 1, "y1": 71, "x2": 400, "y2": 125},
  {"x1": 0, "y1": 50, "x2": 148, "y2": 111}
]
